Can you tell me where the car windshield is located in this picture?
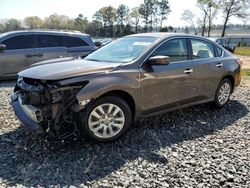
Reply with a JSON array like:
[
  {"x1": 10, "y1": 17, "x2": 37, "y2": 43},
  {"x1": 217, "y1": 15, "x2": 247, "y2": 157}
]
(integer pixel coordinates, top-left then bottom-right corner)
[{"x1": 85, "y1": 37, "x2": 157, "y2": 63}]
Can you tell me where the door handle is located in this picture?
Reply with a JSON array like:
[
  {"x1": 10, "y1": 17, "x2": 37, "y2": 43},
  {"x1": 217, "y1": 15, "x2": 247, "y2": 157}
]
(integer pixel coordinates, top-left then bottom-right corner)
[
  {"x1": 25, "y1": 54, "x2": 43, "y2": 58},
  {"x1": 216, "y1": 63, "x2": 223, "y2": 67},
  {"x1": 184, "y1": 68, "x2": 193, "y2": 74},
  {"x1": 25, "y1": 54, "x2": 33, "y2": 58},
  {"x1": 36, "y1": 53, "x2": 43, "y2": 57}
]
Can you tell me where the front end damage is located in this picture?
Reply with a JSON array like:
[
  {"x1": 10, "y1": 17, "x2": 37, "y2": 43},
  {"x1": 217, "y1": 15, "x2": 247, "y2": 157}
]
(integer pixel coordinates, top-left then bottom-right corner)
[{"x1": 11, "y1": 76, "x2": 88, "y2": 141}]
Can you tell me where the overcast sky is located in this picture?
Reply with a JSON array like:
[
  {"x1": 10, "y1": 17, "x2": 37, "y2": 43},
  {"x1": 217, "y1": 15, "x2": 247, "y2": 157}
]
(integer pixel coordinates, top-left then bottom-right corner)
[{"x1": 0, "y1": 0, "x2": 246, "y2": 27}]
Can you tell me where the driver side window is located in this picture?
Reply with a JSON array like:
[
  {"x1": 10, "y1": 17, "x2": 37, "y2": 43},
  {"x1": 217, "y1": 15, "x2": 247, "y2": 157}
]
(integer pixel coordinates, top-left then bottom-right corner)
[{"x1": 152, "y1": 38, "x2": 188, "y2": 62}]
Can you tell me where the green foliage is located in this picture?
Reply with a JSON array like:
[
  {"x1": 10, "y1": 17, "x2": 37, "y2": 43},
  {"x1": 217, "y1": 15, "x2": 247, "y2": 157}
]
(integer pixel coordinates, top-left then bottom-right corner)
[
  {"x1": 235, "y1": 47, "x2": 250, "y2": 56},
  {"x1": 4, "y1": 19, "x2": 22, "y2": 31},
  {"x1": 158, "y1": 0, "x2": 171, "y2": 28},
  {"x1": 116, "y1": 4, "x2": 129, "y2": 36},
  {"x1": 242, "y1": 69, "x2": 250, "y2": 76},
  {"x1": 0, "y1": 1, "x2": 172, "y2": 37},
  {"x1": 74, "y1": 14, "x2": 88, "y2": 32},
  {"x1": 99, "y1": 6, "x2": 117, "y2": 37},
  {"x1": 117, "y1": 4, "x2": 129, "y2": 26},
  {"x1": 0, "y1": 23, "x2": 5, "y2": 33},
  {"x1": 237, "y1": 42, "x2": 248, "y2": 47},
  {"x1": 139, "y1": 0, "x2": 170, "y2": 32},
  {"x1": 139, "y1": 0, "x2": 156, "y2": 32},
  {"x1": 24, "y1": 16, "x2": 44, "y2": 29},
  {"x1": 160, "y1": 26, "x2": 173, "y2": 32}
]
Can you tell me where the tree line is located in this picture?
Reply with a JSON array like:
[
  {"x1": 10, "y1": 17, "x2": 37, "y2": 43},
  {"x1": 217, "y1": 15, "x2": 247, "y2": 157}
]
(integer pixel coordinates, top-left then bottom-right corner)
[
  {"x1": 0, "y1": 0, "x2": 171, "y2": 38},
  {"x1": 0, "y1": 0, "x2": 249, "y2": 37},
  {"x1": 182, "y1": 0, "x2": 249, "y2": 37}
]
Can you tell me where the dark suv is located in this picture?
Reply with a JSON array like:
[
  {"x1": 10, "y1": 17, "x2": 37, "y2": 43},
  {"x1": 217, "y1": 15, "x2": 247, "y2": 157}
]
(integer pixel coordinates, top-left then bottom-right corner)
[
  {"x1": 11, "y1": 33, "x2": 242, "y2": 142},
  {"x1": 0, "y1": 30, "x2": 96, "y2": 79},
  {"x1": 209, "y1": 37, "x2": 236, "y2": 53}
]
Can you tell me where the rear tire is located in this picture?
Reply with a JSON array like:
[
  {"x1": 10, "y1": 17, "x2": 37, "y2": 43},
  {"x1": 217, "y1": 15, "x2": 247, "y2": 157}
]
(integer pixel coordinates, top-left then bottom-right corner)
[
  {"x1": 79, "y1": 96, "x2": 132, "y2": 142},
  {"x1": 213, "y1": 78, "x2": 232, "y2": 108}
]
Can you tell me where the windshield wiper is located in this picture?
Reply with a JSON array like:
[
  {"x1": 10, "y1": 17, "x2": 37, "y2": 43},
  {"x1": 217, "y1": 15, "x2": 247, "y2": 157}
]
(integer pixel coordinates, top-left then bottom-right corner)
[{"x1": 85, "y1": 59, "x2": 101, "y2": 62}]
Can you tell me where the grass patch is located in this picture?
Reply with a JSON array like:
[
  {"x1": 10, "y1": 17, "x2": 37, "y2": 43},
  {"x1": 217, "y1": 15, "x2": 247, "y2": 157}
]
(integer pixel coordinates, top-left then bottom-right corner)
[
  {"x1": 242, "y1": 69, "x2": 250, "y2": 76},
  {"x1": 235, "y1": 47, "x2": 250, "y2": 56}
]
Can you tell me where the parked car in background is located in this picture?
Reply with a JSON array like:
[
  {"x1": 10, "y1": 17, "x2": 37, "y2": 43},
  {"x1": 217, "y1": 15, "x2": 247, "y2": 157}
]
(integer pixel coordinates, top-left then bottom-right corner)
[
  {"x1": 0, "y1": 30, "x2": 96, "y2": 79},
  {"x1": 93, "y1": 38, "x2": 113, "y2": 48},
  {"x1": 11, "y1": 33, "x2": 242, "y2": 142},
  {"x1": 209, "y1": 37, "x2": 236, "y2": 53}
]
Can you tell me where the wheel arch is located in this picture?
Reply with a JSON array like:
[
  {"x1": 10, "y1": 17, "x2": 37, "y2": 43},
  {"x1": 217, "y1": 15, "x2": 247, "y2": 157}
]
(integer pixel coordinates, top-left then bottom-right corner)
[
  {"x1": 221, "y1": 75, "x2": 235, "y2": 93},
  {"x1": 99, "y1": 90, "x2": 136, "y2": 120}
]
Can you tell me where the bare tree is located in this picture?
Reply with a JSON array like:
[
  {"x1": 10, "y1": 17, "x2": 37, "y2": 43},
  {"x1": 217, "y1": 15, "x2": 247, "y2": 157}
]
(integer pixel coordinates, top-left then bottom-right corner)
[
  {"x1": 197, "y1": 0, "x2": 219, "y2": 37},
  {"x1": 221, "y1": 0, "x2": 249, "y2": 37},
  {"x1": 207, "y1": 1, "x2": 219, "y2": 37},
  {"x1": 181, "y1": 10, "x2": 197, "y2": 35},
  {"x1": 197, "y1": 0, "x2": 208, "y2": 36},
  {"x1": 130, "y1": 7, "x2": 140, "y2": 33}
]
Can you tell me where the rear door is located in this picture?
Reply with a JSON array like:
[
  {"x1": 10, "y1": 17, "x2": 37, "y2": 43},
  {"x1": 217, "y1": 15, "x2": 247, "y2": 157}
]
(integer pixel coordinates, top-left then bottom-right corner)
[
  {"x1": 64, "y1": 36, "x2": 93, "y2": 57},
  {"x1": 189, "y1": 38, "x2": 223, "y2": 98},
  {"x1": 32, "y1": 34, "x2": 68, "y2": 63},
  {"x1": 0, "y1": 34, "x2": 37, "y2": 77},
  {"x1": 140, "y1": 38, "x2": 199, "y2": 113}
]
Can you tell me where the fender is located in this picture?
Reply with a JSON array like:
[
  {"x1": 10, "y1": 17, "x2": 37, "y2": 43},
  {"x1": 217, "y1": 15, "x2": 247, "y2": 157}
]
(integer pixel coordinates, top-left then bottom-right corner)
[{"x1": 76, "y1": 71, "x2": 141, "y2": 105}]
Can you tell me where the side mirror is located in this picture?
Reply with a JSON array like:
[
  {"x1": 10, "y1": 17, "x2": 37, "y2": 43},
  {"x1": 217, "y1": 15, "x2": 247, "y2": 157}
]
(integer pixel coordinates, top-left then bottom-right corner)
[
  {"x1": 0, "y1": 44, "x2": 6, "y2": 52},
  {"x1": 94, "y1": 41, "x2": 102, "y2": 48},
  {"x1": 147, "y1": 55, "x2": 170, "y2": 65}
]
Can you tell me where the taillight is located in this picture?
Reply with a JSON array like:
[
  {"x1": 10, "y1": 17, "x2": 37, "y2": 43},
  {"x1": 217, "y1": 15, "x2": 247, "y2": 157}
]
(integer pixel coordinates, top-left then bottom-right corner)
[
  {"x1": 235, "y1": 59, "x2": 242, "y2": 67},
  {"x1": 235, "y1": 59, "x2": 242, "y2": 85}
]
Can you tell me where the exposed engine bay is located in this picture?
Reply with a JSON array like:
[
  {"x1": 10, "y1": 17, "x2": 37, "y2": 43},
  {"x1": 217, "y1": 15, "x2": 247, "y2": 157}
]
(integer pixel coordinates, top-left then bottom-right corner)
[{"x1": 13, "y1": 76, "x2": 87, "y2": 141}]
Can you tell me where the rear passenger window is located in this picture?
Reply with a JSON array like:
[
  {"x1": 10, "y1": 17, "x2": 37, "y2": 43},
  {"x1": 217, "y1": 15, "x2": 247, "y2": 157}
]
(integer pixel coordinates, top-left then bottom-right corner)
[
  {"x1": 216, "y1": 46, "x2": 223, "y2": 57},
  {"x1": 2, "y1": 35, "x2": 32, "y2": 50},
  {"x1": 64, "y1": 36, "x2": 89, "y2": 47},
  {"x1": 191, "y1": 39, "x2": 215, "y2": 59},
  {"x1": 152, "y1": 38, "x2": 188, "y2": 62},
  {"x1": 36, "y1": 35, "x2": 64, "y2": 48}
]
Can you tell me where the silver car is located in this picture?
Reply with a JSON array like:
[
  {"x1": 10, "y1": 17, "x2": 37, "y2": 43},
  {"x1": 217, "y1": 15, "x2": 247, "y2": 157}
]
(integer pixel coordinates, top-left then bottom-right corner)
[{"x1": 0, "y1": 30, "x2": 96, "y2": 79}]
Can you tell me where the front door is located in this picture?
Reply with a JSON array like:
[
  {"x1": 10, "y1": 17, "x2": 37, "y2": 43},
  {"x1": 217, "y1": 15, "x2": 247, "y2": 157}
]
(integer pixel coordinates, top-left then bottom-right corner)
[{"x1": 140, "y1": 38, "x2": 199, "y2": 114}]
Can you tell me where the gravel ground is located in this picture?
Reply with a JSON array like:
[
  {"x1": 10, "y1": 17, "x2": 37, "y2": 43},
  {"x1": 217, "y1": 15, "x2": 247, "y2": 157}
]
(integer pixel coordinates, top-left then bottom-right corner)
[
  {"x1": 238, "y1": 55, "x2": 250, "y2": 69},
  {"x1": 0, "y1": 79, "x2": 249, "y2": 188}
]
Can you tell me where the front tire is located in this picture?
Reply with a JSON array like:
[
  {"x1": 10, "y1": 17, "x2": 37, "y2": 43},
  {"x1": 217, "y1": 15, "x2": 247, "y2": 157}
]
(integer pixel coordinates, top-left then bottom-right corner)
[
  {"x1": 79, "y1": 96, "x2": 132, "y2": 142},
  {"x1": 213, "y1": 78, "x2": 232, "y2": 108}
]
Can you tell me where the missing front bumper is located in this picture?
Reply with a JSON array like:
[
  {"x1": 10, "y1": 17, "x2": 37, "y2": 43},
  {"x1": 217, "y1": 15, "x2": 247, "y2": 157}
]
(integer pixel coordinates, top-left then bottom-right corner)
[{"x1": 11, "y1": 92, "x2": 45, "y2": 134}]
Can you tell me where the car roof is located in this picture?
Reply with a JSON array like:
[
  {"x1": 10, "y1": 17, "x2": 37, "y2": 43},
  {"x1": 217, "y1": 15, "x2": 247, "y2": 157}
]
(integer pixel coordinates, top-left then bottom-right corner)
[
  {"x1": 126, "y1": 32, "x2": 208, "y2": 40},
  {"x1": 0, "y1": 29, "x2": 89, "y2": 37}
]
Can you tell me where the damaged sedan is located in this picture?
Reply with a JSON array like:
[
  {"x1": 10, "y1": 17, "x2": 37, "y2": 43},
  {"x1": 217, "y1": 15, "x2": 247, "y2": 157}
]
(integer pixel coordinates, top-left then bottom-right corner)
[{"x1": 11, "y1": 33, "x2": 241, "y2": 142}]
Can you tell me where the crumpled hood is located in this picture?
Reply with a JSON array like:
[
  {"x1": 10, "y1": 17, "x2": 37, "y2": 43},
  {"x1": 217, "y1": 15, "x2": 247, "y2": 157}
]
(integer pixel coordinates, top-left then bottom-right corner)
[{"x1": 19, "y1": 59, "x2": 122, "y2": 80}]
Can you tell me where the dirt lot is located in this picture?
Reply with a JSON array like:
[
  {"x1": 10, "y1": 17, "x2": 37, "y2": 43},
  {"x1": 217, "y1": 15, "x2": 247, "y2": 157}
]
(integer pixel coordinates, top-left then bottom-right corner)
[
  {"x1": 0, "y1": 79, "x2": 249, "y2": 187},
  {"x1": 238, "y1": 55, "x2": 250, "y2": 69}
]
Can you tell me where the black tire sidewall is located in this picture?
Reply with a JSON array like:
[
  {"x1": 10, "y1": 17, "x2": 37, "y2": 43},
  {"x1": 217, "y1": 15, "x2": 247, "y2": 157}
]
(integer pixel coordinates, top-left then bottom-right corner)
[
  {"x1": 79, "y1": 96, "x2": 132, "y2": 142},
  {"x1": 214, "y1": 78, "x2": 232, "y2": 108}
]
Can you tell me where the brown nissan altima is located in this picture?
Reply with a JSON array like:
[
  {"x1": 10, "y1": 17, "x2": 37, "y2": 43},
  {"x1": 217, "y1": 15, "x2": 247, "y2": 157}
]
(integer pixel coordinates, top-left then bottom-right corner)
[{"x1": 11, "y1": 33, "x2": 242, "y2": 142}]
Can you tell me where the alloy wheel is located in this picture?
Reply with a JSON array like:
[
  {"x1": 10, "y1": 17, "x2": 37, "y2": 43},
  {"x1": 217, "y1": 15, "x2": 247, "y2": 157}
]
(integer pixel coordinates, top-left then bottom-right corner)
[
  {"x1": 88, "y1": 103, "x2": 125, "y2": 139},
  {"x1": 218, "y1": 82, "x2": 231, "y2": 105}
]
